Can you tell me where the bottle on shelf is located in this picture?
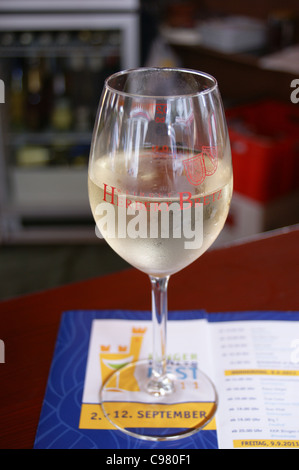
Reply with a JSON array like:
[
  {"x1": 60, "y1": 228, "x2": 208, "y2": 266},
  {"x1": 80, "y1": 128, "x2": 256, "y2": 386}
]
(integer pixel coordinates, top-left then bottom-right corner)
[
  {"x1": 10, "y1": 58, "x2": 25, "y2": 130},
  {"x1": 25, "y1": 56, "x2": 51, "y2": 131},
  {"x1": 51, "y1": 61, "x2": 73, "y2": 132}
]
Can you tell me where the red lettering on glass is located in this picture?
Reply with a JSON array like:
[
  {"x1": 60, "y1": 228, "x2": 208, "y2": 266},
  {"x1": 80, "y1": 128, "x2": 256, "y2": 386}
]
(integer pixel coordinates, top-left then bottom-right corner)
[
  {"x1": 155, "y1": 103, "x2": 167, "y2": 124},
  {"x1": 103, "y1": 184, "x2": 116, "y2": 204},
  {"x1": 156, "y1": 104, "x2": 167, "y2": 114}
]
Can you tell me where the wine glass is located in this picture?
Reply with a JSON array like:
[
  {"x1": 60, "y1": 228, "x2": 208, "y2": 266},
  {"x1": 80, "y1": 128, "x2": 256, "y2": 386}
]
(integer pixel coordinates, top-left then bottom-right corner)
[{"x1": 88, "y1": 67, "x2": 233, "y2": 441}]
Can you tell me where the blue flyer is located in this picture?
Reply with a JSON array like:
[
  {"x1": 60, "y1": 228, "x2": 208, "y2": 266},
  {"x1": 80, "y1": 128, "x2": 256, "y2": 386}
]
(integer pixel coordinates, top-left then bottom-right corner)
[{"x1": 34, "y1": 310, "x2": 299, "y2": 449}]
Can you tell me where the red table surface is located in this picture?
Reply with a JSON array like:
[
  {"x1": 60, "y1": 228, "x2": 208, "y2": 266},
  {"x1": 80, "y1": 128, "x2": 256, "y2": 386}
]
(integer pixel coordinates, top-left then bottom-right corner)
[{"x1": 0, "y1": 226, "x2": 298, "y2": 449}]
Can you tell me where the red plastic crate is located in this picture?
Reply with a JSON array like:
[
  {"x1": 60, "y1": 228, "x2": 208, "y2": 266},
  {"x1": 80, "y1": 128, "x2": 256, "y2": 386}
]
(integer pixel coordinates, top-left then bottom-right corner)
[{"x1": 226, "y1": 100, "x2": 299, "y2": 202}]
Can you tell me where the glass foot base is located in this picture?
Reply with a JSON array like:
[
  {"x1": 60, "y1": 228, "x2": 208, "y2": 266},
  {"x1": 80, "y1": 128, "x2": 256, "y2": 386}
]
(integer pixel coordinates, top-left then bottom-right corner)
[{"x1": 100, "y1": 359, "x2": 217, "y2": 441}]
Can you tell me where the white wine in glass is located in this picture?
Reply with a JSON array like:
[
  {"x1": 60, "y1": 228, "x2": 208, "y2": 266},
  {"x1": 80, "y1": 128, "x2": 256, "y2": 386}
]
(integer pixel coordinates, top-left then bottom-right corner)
[{"x1": 88, "y1": 68, "x2": 233, "y2": 441}]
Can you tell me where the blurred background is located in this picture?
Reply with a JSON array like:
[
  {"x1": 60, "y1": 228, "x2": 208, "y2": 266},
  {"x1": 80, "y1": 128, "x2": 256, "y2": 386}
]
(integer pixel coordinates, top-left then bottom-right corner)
[{"x1": 0, "y1": 0, "x2": 298, "y2": 299}]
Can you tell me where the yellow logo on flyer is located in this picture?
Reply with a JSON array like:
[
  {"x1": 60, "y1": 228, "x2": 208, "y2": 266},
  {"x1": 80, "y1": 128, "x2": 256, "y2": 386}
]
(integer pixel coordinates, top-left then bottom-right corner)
[
  {"x1": 99, "y1": 327, "x2": 147, "y2": 392},
  {"x1": 78, "y1": 324, "x2": 217, "y2": 432}
]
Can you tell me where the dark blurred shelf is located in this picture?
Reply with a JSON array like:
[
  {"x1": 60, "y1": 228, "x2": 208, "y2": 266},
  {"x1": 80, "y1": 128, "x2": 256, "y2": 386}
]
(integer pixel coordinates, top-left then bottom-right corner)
[{"x1": 169, "y1": 42, "x2": 298, "y2": 103}]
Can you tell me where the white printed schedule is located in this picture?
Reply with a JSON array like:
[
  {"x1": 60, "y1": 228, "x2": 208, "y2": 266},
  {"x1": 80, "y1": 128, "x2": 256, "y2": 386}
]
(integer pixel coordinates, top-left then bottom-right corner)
[{"x1": 210, "y1": 316, "x2": 299, "y2": 449}]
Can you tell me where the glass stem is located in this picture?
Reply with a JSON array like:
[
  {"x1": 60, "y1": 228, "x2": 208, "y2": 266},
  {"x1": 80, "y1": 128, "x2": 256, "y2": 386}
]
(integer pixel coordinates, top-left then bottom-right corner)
[{"x1": 147, "y1": 275, "x2": 174, "y2": 397}]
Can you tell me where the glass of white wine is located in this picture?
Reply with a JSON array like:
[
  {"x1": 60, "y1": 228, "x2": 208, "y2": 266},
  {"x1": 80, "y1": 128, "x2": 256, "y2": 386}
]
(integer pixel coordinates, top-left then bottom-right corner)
[{"x1": 88, "y1": 67, "x2": 233, "y2": 441}]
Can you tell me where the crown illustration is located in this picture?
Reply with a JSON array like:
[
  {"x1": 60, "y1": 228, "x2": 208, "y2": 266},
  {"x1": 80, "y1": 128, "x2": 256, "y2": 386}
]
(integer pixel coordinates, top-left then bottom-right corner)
[
  {"x1": 118, "y1": 345, "x2": 127, "y2": 352},
  {"x1": 100, "y1": 345, "x2": 110, "y2": 351},
  {"x1": 132, "y1": 327, "x2": 147, "y2": 334}
]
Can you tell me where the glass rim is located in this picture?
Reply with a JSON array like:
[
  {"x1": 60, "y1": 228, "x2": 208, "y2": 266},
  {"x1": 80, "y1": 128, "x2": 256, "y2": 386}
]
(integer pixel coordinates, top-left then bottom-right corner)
[{"x1": 104, "y1": 67, "x2": 218, "y2": 99}]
